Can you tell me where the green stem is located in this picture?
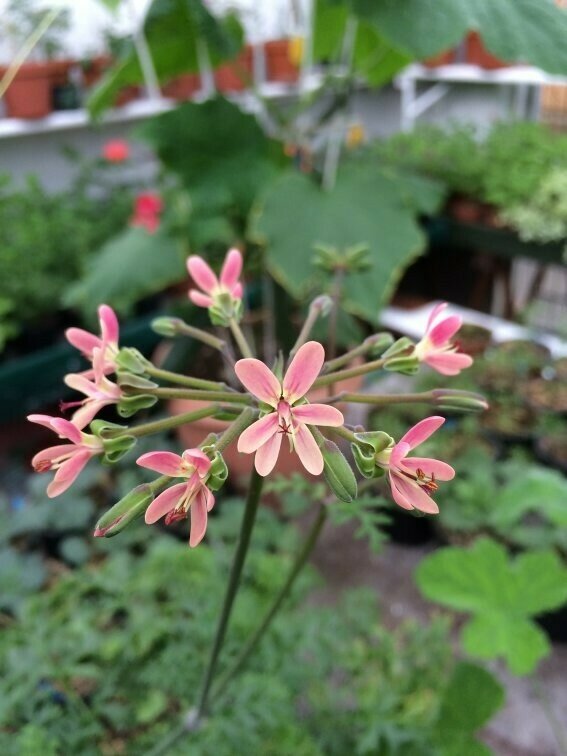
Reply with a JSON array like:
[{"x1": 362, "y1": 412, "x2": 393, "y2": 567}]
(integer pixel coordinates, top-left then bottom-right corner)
[
  {"x1": 145, "y1": 365, "x2": 225, "y2": 391},
  {"x1": 313, "y1": 357, "x2": 387, "y2": 388},
  {"x1": 213, "y1": 505, "x2": 328, "y2": 703},
  {"x1": 330, "y1": 425, "x2": 357, "y2": 443},
  {"x1": 229, "y1": 318, "x2": 254, "y2": 359},
  {"x1": 290, "y1": 296, "x2": 330, "y2": 357},
  {"x1": 130, "y1": 387, "x2": 251, "y2": 404},
  {"x1": 196, "y1": 468, "x2": 264, "y2": 718},
  {"x1": 165, "y1": 318, "x2": 227, "y2": 352},
  {"x1": 215, "y1": 408, "x2": 258, "y2": 453},
  {"x1": 325, "y1": 391, "x2": 434, "y2": 406},
  {"x1": 123, "y1": 407, "x2": 221, "y2": 439},
  {"x1": 323, "y1": 333, "x2": 392, "y2": 373}
]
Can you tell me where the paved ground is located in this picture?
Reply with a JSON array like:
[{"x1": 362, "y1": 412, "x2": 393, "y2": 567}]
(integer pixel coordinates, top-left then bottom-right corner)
[{"x1": 309, "y1": 516, "x2": 567, "y2": 756}]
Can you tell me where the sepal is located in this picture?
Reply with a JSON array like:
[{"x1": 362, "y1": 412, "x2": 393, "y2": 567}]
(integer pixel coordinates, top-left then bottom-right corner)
[
  {"x1": 118, "y1": 394, "x2": 158, "y2": 417},
  {"x1": 93, "y1": 484, "x2": 153, "y2": 537},
  {"x1": 115, "y1": 347, "x2": 151, "y2": 375},
  {"x1": 351, "y1": 431, "x2": 393, "y2": 479},
  {"x1": 208, "y1": 292, "x2": 243, "y2": 327}
]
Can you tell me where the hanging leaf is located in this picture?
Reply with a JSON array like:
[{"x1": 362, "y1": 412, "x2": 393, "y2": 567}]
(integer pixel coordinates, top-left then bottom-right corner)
[{"x1": 416, "y1": 537, "x2": 567, "y2": 674}]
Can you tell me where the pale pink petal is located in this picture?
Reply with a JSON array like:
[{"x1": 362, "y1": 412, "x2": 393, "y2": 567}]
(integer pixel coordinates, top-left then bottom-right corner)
[
  {"x1": 28, "y1": 414, "x2": 57, "y2": 431},
  {"x1": 231, "y1": 282, "x2": 243, "y2": 299},
  {"x1": 291, "y1": 403, "x2": 344, "y2": 427},
  {"x1": 237, "y1": 413, "x2": 279, "y2": 453},
  {"x1": 293, "y1": 423, "x2": 324, "y2": 475},
  {"x1": 390, "y1": 441, "x2": 410, "y2": 468},
  {"x1": 187, "y1": 256, "x2": 218, "y2": 294},
  {"x1": 235, "y1": 359, "x2": 281, "y2": 407},
  {"x1": 32, "y1": 444, "x2": 76, "y2": 468},
  {"x1": 49, "y1": 418, "x2": 82, "y2": 444},
  {"x1": 189, "y1": 490, "x2": 209, "y2": 547},
  {"x1": 64, "y1": 373, "x2": 98, "y2": 397},
  {"x1": 401, "y1": 457, "x2": 455, "y2": 481},
  {"x1": 390, "y1": 472, "x2": 439, "y2": 514},
  {"x1": 283, "y1": 341, "x2": 325, "y2": 403},
  {"x1": 71, "y1": 400, "x2": 109, "y2": 430},
  {"x1": 425, "y1": 352, "x2": 473, "y2": 376},
  {"x1": 182, "y1": 448, "x2": 211, "y2": 477},
  {"x1": 220, "y1": 248, "x2": 243, "y2": 290},
  {"x1": 428, "y1": 315, "x2": 462, "y2": 347},
  {"x1": 65, "y1": 327, "x2": 100, "y2": 357},
  {"x1": 145, "y1": 482, "x2": 187, "y2": 524},
  {"x1": 47, "y1": 450, "x2": 91, "y2": 498},
  {"x1": 189, "y1": 290, "x2": 214, "y2": 308},
  {"x1": 205, "y1": 487, "x2": 215, "y2": 511},
  {"x1": 388, "y1": 472, "x2": 414, "y2": 510},
  {"x1": 99, "y1": 305, "x2": 119, "y2": 344},
  {"x1": 399, "y1": 416, "x2": 445, "y2": 451},
  {"x1": 137, "y1": 451, "x2": 184, "y2": 476},
  {"x1": 254, "y1": 432, "x2": 282, "y2": 476},
  {"x1": 426, "y1": 302, "x2": 447, "y2": 332}
]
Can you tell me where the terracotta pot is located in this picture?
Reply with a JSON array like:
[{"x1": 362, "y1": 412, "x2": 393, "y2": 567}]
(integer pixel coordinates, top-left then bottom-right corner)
[
  {"x1": 1, "y1": 61, "x2": 53, "y2": 119},
  {"x1": 214, "y1": 45, "x2": 253, "y2": 92},
  {"x1": 264, "y1": 39, "x2": 299, "y2": 83},
  {"x1": 114, "y1": 85, "x2": 141, "y2": 107},
  {"x1": 81, "y1": 55, "x2": 112, "y2": 88},
  {"x1": 169, "y1": 365, "x2": 364, "y2": 485},
  {"x1": 423, "y1": 49, "x2": 456, "y2": 68},
  {"x1": 49, "y1": 58, "x2": 75, "y2": 87},
  {"x1": 161, "y1": 73, "x2": 201, "y2": 100},
  {"x1": 465, "y1": 32, "x2": 511, "y2": 70}
]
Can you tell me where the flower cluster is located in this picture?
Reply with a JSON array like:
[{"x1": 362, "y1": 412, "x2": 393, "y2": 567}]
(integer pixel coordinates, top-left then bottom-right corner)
[{"x1": 28, "y1": 246, "x2": 479, "y2": 547}]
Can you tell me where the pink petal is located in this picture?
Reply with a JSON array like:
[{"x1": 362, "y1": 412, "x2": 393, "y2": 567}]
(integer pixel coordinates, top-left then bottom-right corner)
[
  {"x1": 32, "y1": 444, "x2": 76, "y2": 468},
  {"x1": 187, "y1": 255, "x2": 218, "y2": 294},
  {"x1": 390, "y1": 472, "x2": 439, "y2": 514},
  {"x1": 282, "y1": 341, "x2": 325, "y2": 403},
  {"x1": 47, "y1": 450, "x2": 91, "y2": 498},
  {"x1": 99, "y1": 305, "x2": 119, "y2": 344},
  {"x1": 388, "y1": 472, "x2": 414, "y2": 510},
  {"x1": 231, "y1": 282, "x2": 243, "y2": 299},
  {"x1": 189, "y1": 290, "x2": 214, "y2": 308},
  {"x1": 145, "y1": 482, "x2": 187, "y2": 524},
  {"x1": 205, "y1": 487, "x2": 215, "y2": 512},
  {"x1": 425, "y1": 352, "x2": 473, "y2": 376},
  {"x1": 237, "y1": 413, "x2": 279, "y2": 453},
  {"x1": 189, "y1": 490, "x2": 209, "y2": 547},
  {"x1": 428, "y1": 315, "x2": 462, "y2": 347},
  {"x1": 28, "y1": 414, "x2": 57, "y2": 431},
  {"x1": 293, "y1": 423, "x2": 324, "y2": 475},
  {"x1": 64, "y1": 373, "x2": 98, "y2": 397},
  {"x1": 254, "y1": 432, "x2": 282, "y2": 476},
  {"x1": 291, "y1": 403, "x2": 344, "y2": 427},
  {"x1": 426, "y1": 302, "x2": 447, "y2": 331},
  {"x1": 49, "y1": 418, "x2": 82, "y2": 444},
  {"x1": 71, "y1": 400, "x2": 109, "y2": 430},
  {"x1": 137, "y1": 451, "x2": 184, "y2": 476},
  {"x1": 235, "y1": 359, "x2": 281, "y2": 407},
  {"x1": 182, "y1": 448, "x2": 211, "y2": 477},
  {"x1": 220, "y1": 248, "x2": 243, "y2": 290},
  {"x1": 390, "y1": 441, "x2": 410, "y2": 468},
  {"x1": 401, "y1": 457, "x2": 455, "y2": 481},
  {"x1": 399, "y1": 416, "x2": 445, "y2": 451},
  {"x1": 65, "y1": 327, "x2": 100, "y2": 357}
]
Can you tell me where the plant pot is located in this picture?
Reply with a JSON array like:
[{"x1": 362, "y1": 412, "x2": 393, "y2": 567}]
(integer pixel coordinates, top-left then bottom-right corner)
[
  {"x1": 465, "y1": 32, "x2": 511, "y2": 70},
  {"x1": 1, "y1": 62, "x2": 53, "y2": 119},
  {"x1": 522, "y1": 378, "x2": 567, "y2": 415},
  {"x1": 457, "y1": 324, "x2": 492, "y2": 357},
  {"x1": 170, "y1": 366, "x2": 364, "y2": 485},
  {"x1": 114, "y1": 85, "x2": 141, "y2": 107},
  {"x1": 214, "y1": 46, "x2": 253, "y2": 92},
  {"x1": 423, "y1": 49, "x2": 456, "y2": 68},
  {"x1": 81, "y1": 55, "x2": 112, "y2": 89},
  {"x1": 264, "y1": 39, "x2": 299, "y2": 83},
  {"x1": 161, "y1": 73, "x2": 201, "y2": 100}
]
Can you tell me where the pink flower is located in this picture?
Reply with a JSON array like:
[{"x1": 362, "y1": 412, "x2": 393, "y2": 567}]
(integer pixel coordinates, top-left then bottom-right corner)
[
  {"x1": 65, "y1": 304, "x2": 119, "y2": 376},
  {"x1": 414, "y1": 303, "x2": 473, "y2": 376},
  {"x1": 27, "y1": 414, "x2": 103, "y2": 497},
  {"x1": 137, "y1": 448, "x2": 215, "y2": 547},
  {"x1": 377, "y1": 416, "x2": 454, "y2": 514},
  {"x1": 130, "y1": 192, "x2": 163, "y2": 234},
  {"x1": 187, "y1": 248, "x2": 243, "y2": 309},
  {"x1": 63, "y1": 347, "x2": 122, "y2": 429},
  {"x1": 102, "y1": 139, "x2": 130, "y2": 162},
  {"x1": 235, "y1": 341, "x2": 344, "y2": 476}
]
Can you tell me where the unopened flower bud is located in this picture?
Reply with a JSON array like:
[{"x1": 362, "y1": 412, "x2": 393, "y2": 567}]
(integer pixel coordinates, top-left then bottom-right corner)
[
  {"x1": 320, "y1": 438, "x2": 357, "y2": 502},
  {"x1": 151, "y1": 316, "x2": 185, "y2": 337},
  {"x1": 115, "y1": 347, "x2": 151, "y2": 375},
  {"x1": 310, "y1": 295, "x2": 333, "y2": 317},
  {"x1": 431, "y1": 389, "x2": 489, "y2": 413},
  {"x1": 94, "y1": 484, "x2": 154, "y2": 537},
  {"x1": 364, "y1": 332, "x2": 395, "y2": 357}
]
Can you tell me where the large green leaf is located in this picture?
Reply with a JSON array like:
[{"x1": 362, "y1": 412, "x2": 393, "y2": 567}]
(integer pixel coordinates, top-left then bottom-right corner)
[
  {"x1": 416, "y1": 538, "x2": 567, "y2": 674},
  {"x1": 356, "y1": 0, "x2": 567, "y2": 74},
  {"x1": 88, "y1": 0, "x2": 243, "y2": 118},
  {"x1": 251, "y1": 163, "x2": 435, "y2": 323},
  {"x1": 65, "y1": 227, "x2": 186, "y2": 316},
  {"x1": 138, "y1": 98, "x2": 284, "y2": 223}
]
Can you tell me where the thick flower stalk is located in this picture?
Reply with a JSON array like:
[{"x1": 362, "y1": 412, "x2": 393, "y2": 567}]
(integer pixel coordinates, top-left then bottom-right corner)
[
  {"x1": 65, "y1": 304, "x2": 119, "y2": 376},
  {"x1": 235, "y1": 341, "x2": 344, "y2": 476},
  {"x1": 413, "y1": 303, "x2": 473, "y2": 376},
  {"x1": 27, "y1": 414, "x2": 103, "y2": 497},
  {"x1": 63, "y1": 347, "x2": 122, "y2": 429},
  {"x1": 137, "y1": 449, "x2": 217, "y2": 547}
]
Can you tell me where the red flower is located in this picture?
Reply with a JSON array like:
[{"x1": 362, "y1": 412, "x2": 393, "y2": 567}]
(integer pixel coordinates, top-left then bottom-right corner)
[
  {"x1": 130, "y1": 192, "x2": 163, "y2": 234},
  {"x1": 102, "y1": 139, "x2": 130, "y2": 163}
]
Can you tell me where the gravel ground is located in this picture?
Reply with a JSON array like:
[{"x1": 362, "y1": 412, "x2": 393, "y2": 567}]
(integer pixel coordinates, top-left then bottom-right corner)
[{"x1": 308, "y1": 516, "x2": 567, "y2": 756}]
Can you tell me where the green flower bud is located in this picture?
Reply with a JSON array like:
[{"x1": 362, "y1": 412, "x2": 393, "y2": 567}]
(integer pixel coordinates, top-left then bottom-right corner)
[
  {"x1": 151, "y1": 317, "x2": 184, "y2": 337},
  {"x1": 94, "y1": 484, "x2": 154, "y2": 537},
  {"x1": 117, "y1": 394, "x2": 158, "y2": 418},
  {"x1": 364, "y1": 332, "x2": 395, "y2": 357},
  {"x1": 431, "y1": 389, "x2": 489, "y2": 413},
  {"x1": 115, "y1": 348, "x2": 151, "y2": 375},
  {"x1": 310, "y1": 295, "x2": 333, "y2": 317},
  {"x1": 320, "y1": 438, "x2": 358, "y2": 502}
]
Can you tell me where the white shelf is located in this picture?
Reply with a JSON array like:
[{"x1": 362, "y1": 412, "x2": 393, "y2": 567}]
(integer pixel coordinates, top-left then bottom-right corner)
[{"x1": 397, "y1": 63, "x2": 567, "y2": 87}]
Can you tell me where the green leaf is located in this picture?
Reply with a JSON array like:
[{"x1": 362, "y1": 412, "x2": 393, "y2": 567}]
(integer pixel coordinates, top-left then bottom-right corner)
[
  {"x1": 64, "y1": 227, "x2": 186, "y2": 317},
  {"x1": 252, "y1": 163, "x2": 427, "y2": 324},
  {"x1": 88, "y1": 0, "x2": 243, "y2": 118},
  {"x1": 436, "y1": 661, "x2": 504, "y2": 733},
  {"x1": 416, "y1": 538, "x2": 567, "y2": 674},
  {"x1": 135, "y1": 689, "x2": 169, "y2": 724}
]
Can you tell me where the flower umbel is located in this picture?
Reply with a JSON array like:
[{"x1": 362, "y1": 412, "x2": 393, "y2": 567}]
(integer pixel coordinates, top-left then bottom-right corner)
[
  {"x1": 137, "y1": 449, "x2": 215, "y2": 547},
  {"x1": 377, "y1": 416, "x2": 454, "y2": 514},
  {"x1": 414, "y1": 303, "x2": 473, "y2": 376},
  {"x1": 63, "y1": 347, "x2": 122, "y2": 429},
  {"x1": 65, "y1": 304, "x2": 119, "y2": 376},
  {"x1": 187, "y1": 248, "x2": 243, "y2": 324},
  {"x1": 27, "y1": 414, "x2": 103, "y2": 497},
  {"x1": 235, "y1": 341, "x2": 344, "y2": 476}
]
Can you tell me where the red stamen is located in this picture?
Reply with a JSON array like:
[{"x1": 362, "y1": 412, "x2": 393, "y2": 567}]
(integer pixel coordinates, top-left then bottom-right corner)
[{"x1": 59, "y1": 399, "x2": 84, "y2": 414}]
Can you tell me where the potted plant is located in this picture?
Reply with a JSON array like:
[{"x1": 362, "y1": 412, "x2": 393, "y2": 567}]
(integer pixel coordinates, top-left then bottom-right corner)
[
  {"x1": 264, "y1": 38, "x2": 300, "y2": 83},
  {"x1": 465, "y1": 31, "x2": 511, "y2": 69},
  {"x1": 214, "y1": 44, "x2": 253, "y2": 92}
]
